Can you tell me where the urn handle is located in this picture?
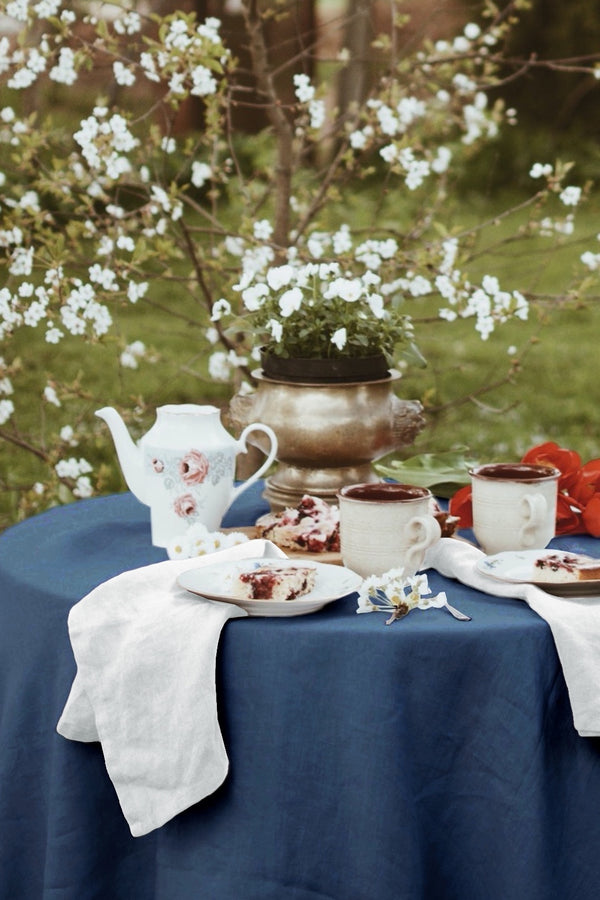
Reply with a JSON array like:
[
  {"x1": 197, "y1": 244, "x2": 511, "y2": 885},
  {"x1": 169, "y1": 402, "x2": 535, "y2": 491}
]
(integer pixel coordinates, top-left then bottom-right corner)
[{"x1": 229, "y1": 423, "x2": 278, "y2": 506}]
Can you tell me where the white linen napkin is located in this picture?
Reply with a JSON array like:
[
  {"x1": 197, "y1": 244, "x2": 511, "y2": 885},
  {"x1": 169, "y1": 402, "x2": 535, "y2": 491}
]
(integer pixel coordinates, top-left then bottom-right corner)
[
  {"x1": 57, "y1": 539, "x2": 286, "y2": 837},
  {"x1": 424, "y1": 538, "x2": 600, "y2": 738}
]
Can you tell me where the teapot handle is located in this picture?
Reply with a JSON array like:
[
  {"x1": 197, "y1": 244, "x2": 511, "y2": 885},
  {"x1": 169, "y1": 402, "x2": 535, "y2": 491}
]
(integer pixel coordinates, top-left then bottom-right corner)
[{"x1": 229, "y1": 423, "x2": 278, "y2": 505}]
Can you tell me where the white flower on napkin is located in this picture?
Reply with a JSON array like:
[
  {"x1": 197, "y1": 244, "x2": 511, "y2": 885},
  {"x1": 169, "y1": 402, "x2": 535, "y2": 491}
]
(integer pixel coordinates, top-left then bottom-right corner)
[
  {"x1": 357, "y1": 567, "x2": 448, "y2": 624},
  {"x1": 167, "y1": 522, "x2": 249, "y2": 559}
]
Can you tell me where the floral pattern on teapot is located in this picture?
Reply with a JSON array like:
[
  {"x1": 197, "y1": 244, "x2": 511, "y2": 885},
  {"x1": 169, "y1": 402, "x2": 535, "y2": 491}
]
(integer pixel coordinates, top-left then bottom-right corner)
[{"x1": 145, "y1": 446, "x2": 235, "y2": 523}]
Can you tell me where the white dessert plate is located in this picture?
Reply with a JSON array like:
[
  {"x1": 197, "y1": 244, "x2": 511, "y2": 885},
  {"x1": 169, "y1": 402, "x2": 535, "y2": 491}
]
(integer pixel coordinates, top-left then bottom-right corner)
[
  {"x1": 476, "y1": 549, "x2": 600, "y2": 596},
  {"x1": 177, "y1": 557, "x2": 362, "y2": 617}
]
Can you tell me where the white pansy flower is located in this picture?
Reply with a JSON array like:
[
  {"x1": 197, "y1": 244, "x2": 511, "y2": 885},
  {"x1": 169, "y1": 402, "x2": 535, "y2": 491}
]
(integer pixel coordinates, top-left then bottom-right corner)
[
  {"x1": 279, "y1": 287, "x2": 303, "y2": 317},
  {"x1": 267, "y1": 318, "x2": 283, "y2": 342},
  {"x1": 266, "y1": 265, "x2": 295, "y2": 291},
  {"x1": 242, "y1": 283, "x2": 268, "y2": 311},
  {"x1": 331, "y1": 327, "x2": 347, "y2": 350}
]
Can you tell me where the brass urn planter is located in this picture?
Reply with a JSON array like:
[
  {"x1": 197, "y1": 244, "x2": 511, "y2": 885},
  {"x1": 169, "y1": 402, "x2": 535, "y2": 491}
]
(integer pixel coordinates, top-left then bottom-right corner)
[{"x1": 226, "y1": 367, "x2": 426, "y2": 512}]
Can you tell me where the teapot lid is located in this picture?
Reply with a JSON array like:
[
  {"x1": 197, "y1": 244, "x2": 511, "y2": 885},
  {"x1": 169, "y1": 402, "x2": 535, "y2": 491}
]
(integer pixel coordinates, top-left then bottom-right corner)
[{"x1": 157, "y1": 404, "x2": 219, "y2": 416}]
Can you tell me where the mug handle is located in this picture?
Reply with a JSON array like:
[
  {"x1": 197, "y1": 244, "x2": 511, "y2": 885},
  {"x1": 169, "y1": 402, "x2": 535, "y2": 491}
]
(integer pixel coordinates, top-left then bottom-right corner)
[
  {"x1": 519, "y1": 493, "x2": 546, "y2": 547},
  {"x1": 403, "y1": 515, "x2": 442, "y2": 576},
  {"x1": 228, "y1": 423, "x2": 279, "y2": 505}
]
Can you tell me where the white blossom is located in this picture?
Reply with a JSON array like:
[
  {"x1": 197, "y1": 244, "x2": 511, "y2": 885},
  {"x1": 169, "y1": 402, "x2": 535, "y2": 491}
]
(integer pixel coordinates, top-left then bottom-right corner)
[
  {"x1": 559, "y1": 186, "x2": 581, "y2": 207},
  {"x1": 43, "y1": 385, "x2": 61, "y2": 407},
  {"x1": 529, "y1": 162, "x2": 553, "y2": 179},
  {"x1": 73, "y1": 476, "x2": 93, "y2": 498},
  {"x1": 60, "y1": 425, "x2": 78, "y2": 446},
  {"x1": 114, "y1": 11, "x2": 142, "y2": 35},
  {"x1": 191, "y1": 161, "x2": 212, "y2": 187},
  {"x1": 0, "y1": 398, "x2": 14, "y2": 424},
  {"x1": 210, "y1": 298, "x2": 231, "y2": 321},
  {"x1": 191, "y1": 65, "x2": 217, "y2": 96},
  {"x1": 120, "y1": 341, "x2": 147, "y2": 369},
  {"x1": 293, "y1": 73, "x2": 315, "y2": 103},
  {"x1": 113, "y1": 61, "x2": 136, "y2": 87},
  {"x1": 127, "y1": 281, "x2": 148, "y2": 303},
  {"x1": 55, "y1": 457, "x2": 92, "y2": 480},
  {"x1": 49, "y1": 47, "x2": 77, "y2": 86},
  {"x1": 253, "y1": 219, "x2": 273, "y2": 241},
  {"x1": 309, "y1": 99, "x2": 326, "y2": 130},
  {"x1": 208, "y1": 351, "x2": 231, "y2": 381}
]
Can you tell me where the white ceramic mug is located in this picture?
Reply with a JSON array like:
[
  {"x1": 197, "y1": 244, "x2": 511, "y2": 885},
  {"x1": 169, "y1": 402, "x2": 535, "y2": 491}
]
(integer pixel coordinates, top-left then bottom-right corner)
[
  {"x1": 338, "y1": 483, "x2": 442, "y2": 578},
  {"x1": 469, "y1": 463, "x2": 560, "y2": 554}
]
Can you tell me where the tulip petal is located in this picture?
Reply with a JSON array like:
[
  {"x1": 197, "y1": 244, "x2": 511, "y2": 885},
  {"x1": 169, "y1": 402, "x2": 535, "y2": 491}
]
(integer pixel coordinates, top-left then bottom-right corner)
[{"x1": 449, "y1": 485, "x2": 473, "y2": 528}]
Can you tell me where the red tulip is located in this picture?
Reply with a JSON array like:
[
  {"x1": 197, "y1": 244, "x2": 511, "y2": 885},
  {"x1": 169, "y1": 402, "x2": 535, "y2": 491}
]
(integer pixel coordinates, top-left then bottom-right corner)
[
  {"x1": 521, "y1": 441, "x2": 581, "y2": 492},
  {"x1": 448, "y1": 484, "x2": 473, "y2": 529}
]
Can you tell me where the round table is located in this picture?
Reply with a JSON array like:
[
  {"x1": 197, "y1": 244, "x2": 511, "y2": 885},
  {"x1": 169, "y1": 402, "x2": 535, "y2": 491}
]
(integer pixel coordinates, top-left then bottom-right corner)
[{"x1": 1, "y1": 489, "x2": 600, "y2": 900}]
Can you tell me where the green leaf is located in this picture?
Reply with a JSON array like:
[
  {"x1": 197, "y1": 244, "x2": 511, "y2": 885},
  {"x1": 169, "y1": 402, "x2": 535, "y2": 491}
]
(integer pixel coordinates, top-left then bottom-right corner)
[{"x1": 374, "y1": 449, "x2": 477, "y2": 497}]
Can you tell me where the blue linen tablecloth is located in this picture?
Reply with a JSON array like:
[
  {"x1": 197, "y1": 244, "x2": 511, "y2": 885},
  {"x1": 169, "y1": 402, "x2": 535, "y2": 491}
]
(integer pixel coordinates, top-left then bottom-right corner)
[{"x1": 1, "y1": 487, "x2": 600, "y2": 900}]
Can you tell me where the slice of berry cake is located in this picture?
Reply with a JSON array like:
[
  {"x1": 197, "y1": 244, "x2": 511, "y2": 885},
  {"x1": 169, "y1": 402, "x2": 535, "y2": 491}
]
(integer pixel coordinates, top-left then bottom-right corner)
[
  {"x1": 533, "y1": 552, "x2": 600, "y2": 583},
  {"x1": 232, "y1": 563, "x2": 317, "y2": 601},
  {"x1": 256, "y1": 495, "x2": 340, "y2": 553}
]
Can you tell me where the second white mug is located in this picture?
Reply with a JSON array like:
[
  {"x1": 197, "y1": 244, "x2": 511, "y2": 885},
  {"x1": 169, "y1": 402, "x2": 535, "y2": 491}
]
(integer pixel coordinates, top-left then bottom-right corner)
[{"x1": 469, "y1": 463, "x2": 560, "y2": 554}]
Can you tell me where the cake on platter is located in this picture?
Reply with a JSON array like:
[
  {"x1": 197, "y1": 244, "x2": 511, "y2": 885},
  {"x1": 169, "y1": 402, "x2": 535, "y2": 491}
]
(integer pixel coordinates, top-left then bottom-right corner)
[{"x1": 255, "y1": 495, "x2": 340, "y2": 553}]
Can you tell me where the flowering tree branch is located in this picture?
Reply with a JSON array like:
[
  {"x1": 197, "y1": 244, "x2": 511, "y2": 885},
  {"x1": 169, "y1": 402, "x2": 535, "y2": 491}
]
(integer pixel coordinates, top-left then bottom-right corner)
[{"x1": 0, "y1": 0, "x2": 600, "y2": 526}]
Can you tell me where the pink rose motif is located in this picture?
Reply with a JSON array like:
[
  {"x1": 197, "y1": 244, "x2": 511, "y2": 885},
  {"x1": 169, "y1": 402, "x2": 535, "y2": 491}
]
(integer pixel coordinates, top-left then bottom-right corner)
[
  {"x1": 179, "y1": 449, "x2": 209, "y2": 485},
  {"x1": 152, "y1": 458, "x2": 164, "y2": 473},
  {"x1": 173, "y1": 493, "x2": 197, "y2": 518}
]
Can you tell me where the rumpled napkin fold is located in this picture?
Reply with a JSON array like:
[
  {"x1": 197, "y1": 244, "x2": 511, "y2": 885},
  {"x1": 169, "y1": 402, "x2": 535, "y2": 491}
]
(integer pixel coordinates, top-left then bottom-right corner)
[
  {"x1": 57, "y1": 538, "x2": 286, "y2": 837},
  {"x1": 424, "y1": 538, "x2": 600, "y2": 737}
]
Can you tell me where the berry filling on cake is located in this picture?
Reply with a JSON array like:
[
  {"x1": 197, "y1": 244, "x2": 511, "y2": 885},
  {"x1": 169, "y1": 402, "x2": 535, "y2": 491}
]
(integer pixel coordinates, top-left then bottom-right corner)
[
  {"x1": 256, "y1": 495, "x2": 340, "y2": 553},
  {"x1": 533, "y1": 552, "x2": 600, "y2": 583},
  {"x1": 233, "y1": 563, "x2": 317, "y2": 601}
]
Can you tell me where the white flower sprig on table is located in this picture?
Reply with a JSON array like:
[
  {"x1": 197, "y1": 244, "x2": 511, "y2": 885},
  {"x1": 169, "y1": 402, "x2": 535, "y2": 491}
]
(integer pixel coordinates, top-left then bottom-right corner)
[
  {"x1": 167, "y1": 523, "x2": 249, "y2": 560},
  {"x1": 357, "y1": 567, "x2": 449, "y2": 625}
]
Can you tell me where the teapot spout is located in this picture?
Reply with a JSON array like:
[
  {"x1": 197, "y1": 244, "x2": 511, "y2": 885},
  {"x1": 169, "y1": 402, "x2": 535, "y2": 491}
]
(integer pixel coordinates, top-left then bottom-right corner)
[{"x1": 95, "y1": 406, "x2": 148, "y2": 505}]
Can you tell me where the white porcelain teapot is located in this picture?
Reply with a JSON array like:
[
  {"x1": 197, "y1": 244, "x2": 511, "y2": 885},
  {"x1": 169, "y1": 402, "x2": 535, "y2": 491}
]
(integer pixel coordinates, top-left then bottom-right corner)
[{"x1": 96, "y1": 404, "x2": 278, "y2": 547}]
